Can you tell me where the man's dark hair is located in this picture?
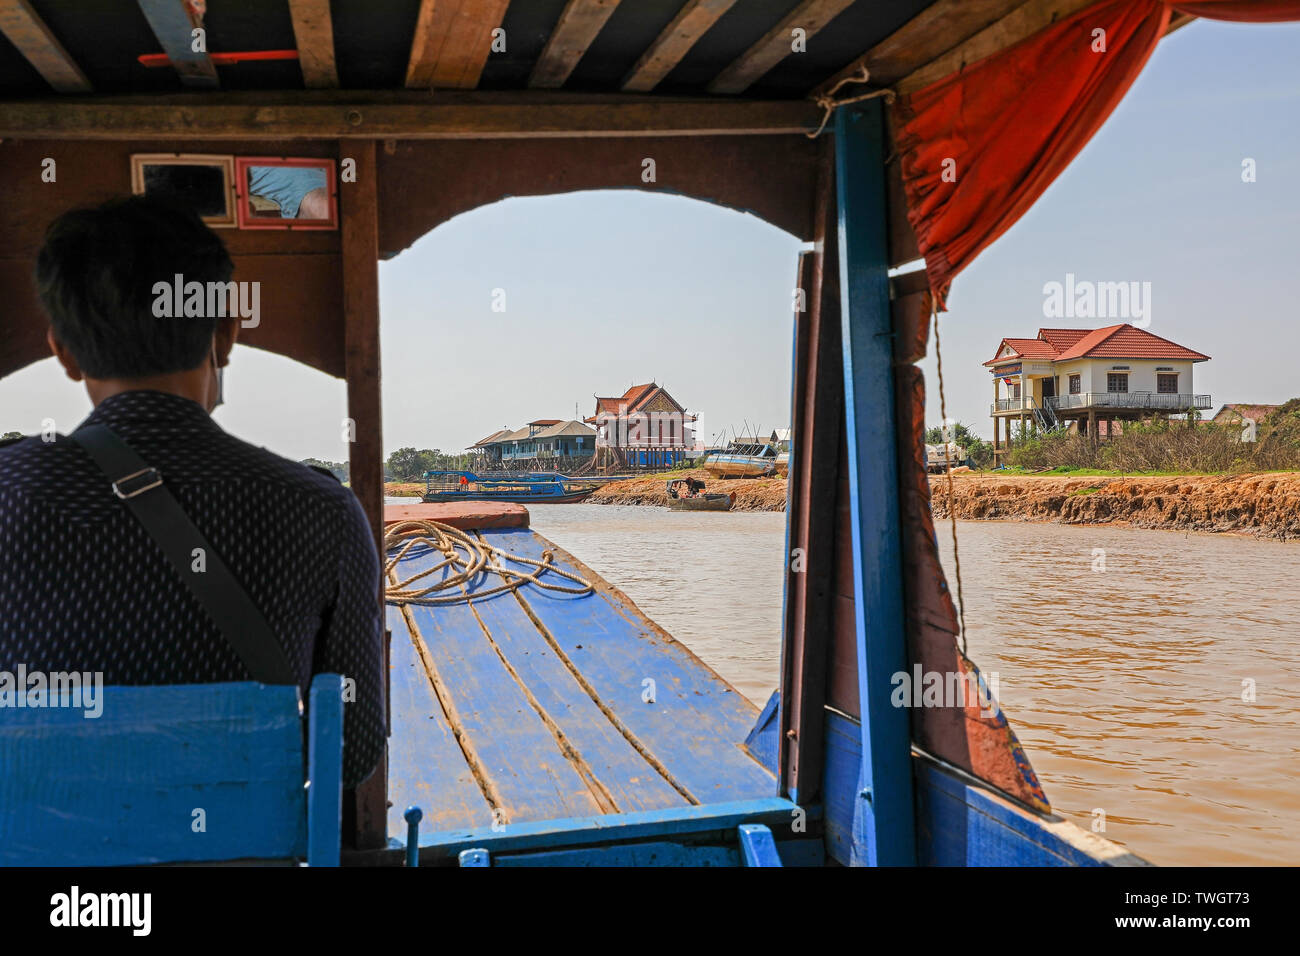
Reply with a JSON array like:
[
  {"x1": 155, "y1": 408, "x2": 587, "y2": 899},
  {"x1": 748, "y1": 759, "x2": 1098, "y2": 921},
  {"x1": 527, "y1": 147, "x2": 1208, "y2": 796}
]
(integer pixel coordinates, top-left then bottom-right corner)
[{"x1": 35, "y1": 195, "x2": 234, "y2": 379}]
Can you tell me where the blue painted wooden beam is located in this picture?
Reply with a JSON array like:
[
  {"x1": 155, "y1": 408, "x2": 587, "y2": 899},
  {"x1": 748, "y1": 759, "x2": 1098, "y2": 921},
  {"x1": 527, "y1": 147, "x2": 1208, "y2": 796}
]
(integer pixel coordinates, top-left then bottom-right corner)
[
  {"x1": 307, "y1": 674, "x2": 344, "y2": 867},
  {"x1": 834, "y1": 99, "x2": 916, "y2": 866},
  {"x1": 738, "y1": 824, "x2": 783, "y2": 867},
  {"x1": 137, "y1": 0, "x2": 219, "y2": 89},
  {"x1": 405, "y1": 797, "x2": 809, "y2": 863},
  {"x1": 495, "y1": 841, "x2": 739, "y2": 867}
]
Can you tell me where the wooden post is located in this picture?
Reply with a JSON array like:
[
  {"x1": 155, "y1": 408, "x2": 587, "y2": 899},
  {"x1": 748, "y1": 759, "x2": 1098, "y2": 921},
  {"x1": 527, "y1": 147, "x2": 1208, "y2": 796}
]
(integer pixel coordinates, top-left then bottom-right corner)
[
  {"x1": 779, "y1": 137, "x2": 838, "y2": 806},
  {"x1": 1087, "y1": 409, "x2": 1097, "y2": 445},
  {"x1": 340, "y1": 139, "x2": 388, "y2": 850},
  {"x1": 834, "y1": 100, "x2": 915, "y2": 866}
]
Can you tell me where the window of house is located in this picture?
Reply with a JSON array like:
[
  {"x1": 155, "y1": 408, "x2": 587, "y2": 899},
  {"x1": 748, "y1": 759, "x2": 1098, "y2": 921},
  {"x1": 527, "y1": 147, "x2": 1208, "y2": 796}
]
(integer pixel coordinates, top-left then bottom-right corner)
[
  {"x1": 1069, "y1": 374, "x2": 1081, "y2": 394},
  {"x1": 1011, "y1": 383, "x2": 1021, "y2": 399},
  {"x1": 1107, "y1": 373, "x2": 1128, "y2": 393},
  {"x1": 1157, "y1": 373, "x2": 1178, "y2": 393}
]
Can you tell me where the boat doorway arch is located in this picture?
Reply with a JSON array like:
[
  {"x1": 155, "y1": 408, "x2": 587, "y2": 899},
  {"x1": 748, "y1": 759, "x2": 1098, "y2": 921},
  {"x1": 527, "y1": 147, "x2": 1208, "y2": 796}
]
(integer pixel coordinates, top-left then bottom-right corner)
[{"x1": 377, "y1": 186, "x2": 803, "y2": 485}]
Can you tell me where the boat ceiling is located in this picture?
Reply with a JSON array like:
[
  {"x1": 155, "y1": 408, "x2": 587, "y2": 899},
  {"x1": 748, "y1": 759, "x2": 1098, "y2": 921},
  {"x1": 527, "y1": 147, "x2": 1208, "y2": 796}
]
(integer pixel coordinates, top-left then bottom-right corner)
[{"x1": 0, "y1": 0, "x2": 958, "y2": 103}]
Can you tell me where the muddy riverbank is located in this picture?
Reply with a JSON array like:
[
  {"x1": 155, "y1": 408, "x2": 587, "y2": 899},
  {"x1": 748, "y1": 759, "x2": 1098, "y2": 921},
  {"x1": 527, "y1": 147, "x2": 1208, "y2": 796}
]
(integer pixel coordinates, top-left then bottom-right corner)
[
  {"x1": 393, "y1": 470, "x2": 1300, "y2": 538},
  {"x1": 588, "y1": 469, "x2": 786, "y2": 512},
  {"x1": 931, "y1": 472, "x2": 1300, "y2": 539}
]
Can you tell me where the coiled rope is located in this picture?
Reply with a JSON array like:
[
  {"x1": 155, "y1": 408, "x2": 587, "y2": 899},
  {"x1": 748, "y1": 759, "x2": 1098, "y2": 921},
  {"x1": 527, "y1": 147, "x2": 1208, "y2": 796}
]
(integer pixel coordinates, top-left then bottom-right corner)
[{"x1": 383, "y1": 519, "x2": 593, "y2": 607}]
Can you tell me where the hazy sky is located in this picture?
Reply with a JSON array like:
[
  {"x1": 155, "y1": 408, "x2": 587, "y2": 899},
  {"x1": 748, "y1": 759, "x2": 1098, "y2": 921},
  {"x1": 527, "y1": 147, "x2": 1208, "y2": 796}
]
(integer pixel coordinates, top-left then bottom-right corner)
[{"x1": 2, "y1": 19, "x2": 1296, "y2": 459}]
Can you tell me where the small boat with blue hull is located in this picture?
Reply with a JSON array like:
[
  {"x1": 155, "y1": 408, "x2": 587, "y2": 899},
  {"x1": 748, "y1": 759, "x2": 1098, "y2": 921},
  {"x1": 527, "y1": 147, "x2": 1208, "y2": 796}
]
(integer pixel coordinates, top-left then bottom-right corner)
[{"x1": 423, "y1": 470, "x2": 596, "y2": 504}]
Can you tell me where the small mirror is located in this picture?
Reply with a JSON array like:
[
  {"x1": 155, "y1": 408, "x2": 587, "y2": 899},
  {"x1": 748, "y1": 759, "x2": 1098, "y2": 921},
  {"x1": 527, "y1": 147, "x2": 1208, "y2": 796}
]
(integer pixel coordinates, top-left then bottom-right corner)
[
  {"x1": 235, "y1": 157, "x2": 337, "y2": 230},
  {"x1": 130, "y1": 154, "x2": 236, "y2": 228}
]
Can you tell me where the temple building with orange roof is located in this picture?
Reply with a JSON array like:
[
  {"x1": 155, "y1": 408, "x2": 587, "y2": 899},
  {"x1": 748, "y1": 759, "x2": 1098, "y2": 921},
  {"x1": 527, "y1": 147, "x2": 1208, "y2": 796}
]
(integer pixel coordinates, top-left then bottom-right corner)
[
  {"x1": 985, "y1": 324, "x2": 1211, "y2": 461},
  {"x1": 585, "y1": 382, "x2": 697, "y2": 470}
]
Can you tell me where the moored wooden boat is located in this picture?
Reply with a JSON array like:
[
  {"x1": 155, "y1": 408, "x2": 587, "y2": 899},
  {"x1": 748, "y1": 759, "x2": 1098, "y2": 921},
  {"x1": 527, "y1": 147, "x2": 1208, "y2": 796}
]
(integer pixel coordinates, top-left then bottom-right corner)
[
  {"x1": 666, "y1": 477, "x2": 734, "y2": 511},
  {"x1": 668, "y1": 493, "x2": 734, "y2": 511},
  {"x1": 422, "y1": 470, "x2": 596, "y2": 504},
  {"x1": 701, "y1": 452, "x2": 776, "y2": 479}
]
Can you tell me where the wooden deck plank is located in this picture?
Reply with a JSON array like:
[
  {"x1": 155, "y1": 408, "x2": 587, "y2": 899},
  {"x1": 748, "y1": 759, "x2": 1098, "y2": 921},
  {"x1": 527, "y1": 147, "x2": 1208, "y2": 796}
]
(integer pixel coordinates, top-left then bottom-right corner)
[
  {"x1": 394, "y1": 543, "x2": 606, "y2": 824},
  {"x1": 480, "y1": 528, "x2": 775, "y2": 803},
  {"x1": 385, "y1": 602, "x2": 496, "y2": 835},
  {"x1": 466, "y1": 563, "x2": 690, "y2": 814}
]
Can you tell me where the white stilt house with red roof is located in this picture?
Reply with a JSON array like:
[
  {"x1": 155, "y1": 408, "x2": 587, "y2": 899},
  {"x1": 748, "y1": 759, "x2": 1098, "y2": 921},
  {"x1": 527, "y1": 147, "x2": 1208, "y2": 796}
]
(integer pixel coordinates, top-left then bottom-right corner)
[{"x1": 985, "y1": 324, "x2": 1211, "y2": 461}]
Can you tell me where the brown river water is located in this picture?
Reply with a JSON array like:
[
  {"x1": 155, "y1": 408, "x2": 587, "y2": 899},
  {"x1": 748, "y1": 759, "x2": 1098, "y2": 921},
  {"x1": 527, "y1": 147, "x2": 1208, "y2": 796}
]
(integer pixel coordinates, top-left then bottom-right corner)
[{"x1": 524, "y1": 504, "x2": 1300, "y2": 867}]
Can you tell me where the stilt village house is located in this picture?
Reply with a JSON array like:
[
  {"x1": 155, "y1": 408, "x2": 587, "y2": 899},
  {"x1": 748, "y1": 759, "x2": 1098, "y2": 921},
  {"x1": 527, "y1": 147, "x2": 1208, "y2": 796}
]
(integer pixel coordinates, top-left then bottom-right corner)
[
  {"x1": 470, "y1": 419, "x2": 595, "y2": 470},
  {"x1": 985, "y1": 324, "x2": 1211, "y2": 461},
  {"x1": 585, "y1": 383, "x2": 697, "y2": 470}
]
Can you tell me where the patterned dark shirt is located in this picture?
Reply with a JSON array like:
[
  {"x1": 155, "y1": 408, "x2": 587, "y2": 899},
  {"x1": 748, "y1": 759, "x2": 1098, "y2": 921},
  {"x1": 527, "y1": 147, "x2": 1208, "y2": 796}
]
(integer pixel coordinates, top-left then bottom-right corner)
[{"x1": 0, "y1": 390, "x2": 384, "y2": 786}]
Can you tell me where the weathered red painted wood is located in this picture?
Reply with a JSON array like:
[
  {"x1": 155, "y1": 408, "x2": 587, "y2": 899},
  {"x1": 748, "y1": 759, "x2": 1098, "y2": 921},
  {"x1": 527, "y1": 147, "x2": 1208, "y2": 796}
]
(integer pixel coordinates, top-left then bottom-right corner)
[
  {"x1": 384, "y1": 501, "x2": 530, "y2": 531},
  {"x1": 778, "y1": 138, "x2": 840, "y2": 805},
  {"x1": 340, "y1": 138, "x2": 388, "y2": 850}
]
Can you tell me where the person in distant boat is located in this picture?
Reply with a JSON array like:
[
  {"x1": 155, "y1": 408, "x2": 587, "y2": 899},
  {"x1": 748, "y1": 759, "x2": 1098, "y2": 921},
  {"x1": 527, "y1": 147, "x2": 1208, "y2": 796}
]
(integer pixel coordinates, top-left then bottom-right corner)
[{"x1": 0, "y1": 196, "x2": 385, "y2": 791}]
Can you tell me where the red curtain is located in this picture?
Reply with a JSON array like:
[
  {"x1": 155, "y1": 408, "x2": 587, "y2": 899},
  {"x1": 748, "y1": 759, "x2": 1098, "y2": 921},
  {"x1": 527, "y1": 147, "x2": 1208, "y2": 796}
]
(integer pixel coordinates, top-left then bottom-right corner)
[
  {"x1": 1172, "y1": 1, "x2": 1300, "y2": 19},
  {"x1": 894, "y1": 0, "x2": 1300, "y2": 309}
]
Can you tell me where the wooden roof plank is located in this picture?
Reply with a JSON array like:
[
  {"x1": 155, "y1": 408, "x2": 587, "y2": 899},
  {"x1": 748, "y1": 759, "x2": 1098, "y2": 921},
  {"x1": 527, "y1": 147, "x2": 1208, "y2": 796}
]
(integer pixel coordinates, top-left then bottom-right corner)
[
  {"x1": 529, "y1": 0, "x2": 624, "y2": 90},
  {"x1": 406, "y1": 0, "x2": 511, "y2": 90},
  {"x1": 812, "y1": 0, "x2": 1026, "y2": 97},
  {"x1": 707, "y1": 0, "x2": 856, "y2": 96},
  {"x1": 137, "y1": 0, "x2": 219, "y2": 89},
  {"x1": 897, "y1": 0, "x2": 1097, "y2": 95},
  {"x1": 404, "y1": 0, "x2": 442, "y2": 88},
  {"x1": 621, "y1": 0, "x2": 738, "y2": 93},
  {"x1": 287, "y1": 0, "x2": 338, "y2": 89},
  {"x1": 0, "y1": 0, "x2": 92, "y2": 93}
]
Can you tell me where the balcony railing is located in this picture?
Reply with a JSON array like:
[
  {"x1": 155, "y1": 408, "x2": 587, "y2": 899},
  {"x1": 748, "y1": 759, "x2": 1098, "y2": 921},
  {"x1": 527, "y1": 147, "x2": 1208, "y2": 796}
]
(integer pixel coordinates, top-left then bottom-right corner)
[{"x1": 1046, "y1": 392, "x2": 1211, "y2": 412}]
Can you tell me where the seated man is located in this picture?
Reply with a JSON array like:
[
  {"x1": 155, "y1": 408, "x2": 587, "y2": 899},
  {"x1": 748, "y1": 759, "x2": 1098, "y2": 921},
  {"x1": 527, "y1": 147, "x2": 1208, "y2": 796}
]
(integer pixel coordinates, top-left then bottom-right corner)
[{"x1": 0, "y1": 196, "x2": 384, "y2": 790}]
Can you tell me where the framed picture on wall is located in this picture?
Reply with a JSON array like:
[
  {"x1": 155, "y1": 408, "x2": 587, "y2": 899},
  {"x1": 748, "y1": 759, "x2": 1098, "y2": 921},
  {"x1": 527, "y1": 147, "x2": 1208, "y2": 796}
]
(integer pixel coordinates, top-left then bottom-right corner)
[
  {"x1": 234, "y1": 157, "x2": 337, "y2": 230},
  {"x1": 129, "y1": 153, "x2": 237, "y2": 228}
]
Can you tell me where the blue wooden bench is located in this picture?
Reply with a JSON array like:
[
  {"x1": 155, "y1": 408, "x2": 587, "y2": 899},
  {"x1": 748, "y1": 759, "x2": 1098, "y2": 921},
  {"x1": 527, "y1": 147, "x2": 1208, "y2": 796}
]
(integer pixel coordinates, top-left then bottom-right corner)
[{"x1": 0, "y1": 674, "x2": 344, "y2": 866}]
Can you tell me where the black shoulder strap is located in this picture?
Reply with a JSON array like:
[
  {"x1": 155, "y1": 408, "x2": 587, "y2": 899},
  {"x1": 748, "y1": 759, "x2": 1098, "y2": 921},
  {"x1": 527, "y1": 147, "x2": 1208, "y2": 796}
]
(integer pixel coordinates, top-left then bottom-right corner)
[{"x1": 69, "y1": 424, "x2": 296, "y2": 686}]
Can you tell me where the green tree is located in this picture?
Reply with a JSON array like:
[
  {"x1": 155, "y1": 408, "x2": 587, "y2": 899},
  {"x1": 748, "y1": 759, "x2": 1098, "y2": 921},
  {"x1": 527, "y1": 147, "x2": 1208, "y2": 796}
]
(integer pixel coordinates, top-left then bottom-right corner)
[
  {"x1": 385, "y1": 447, "x2": 425, "y2": 481},
  {"x1": 299, "y1": 457, "x2": 349, "y2": 482}
]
